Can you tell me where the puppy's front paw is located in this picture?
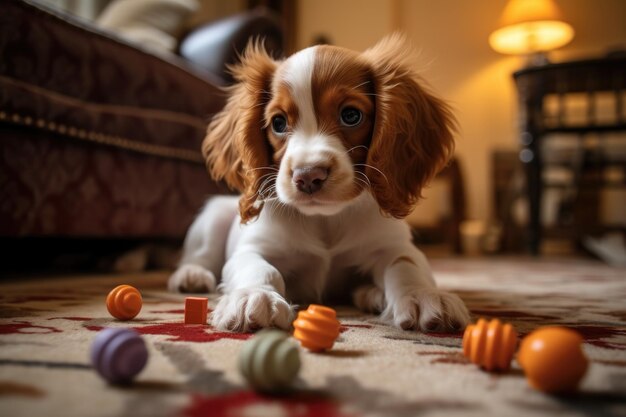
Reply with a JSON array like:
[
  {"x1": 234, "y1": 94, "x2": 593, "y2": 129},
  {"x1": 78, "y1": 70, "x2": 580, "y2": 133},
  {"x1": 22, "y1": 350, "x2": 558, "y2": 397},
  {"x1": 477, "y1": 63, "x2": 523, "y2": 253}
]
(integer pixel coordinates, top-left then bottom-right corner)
[
  {"x1": 211, "y1": 287, "x2": 294, "y2": 332},
  {"x1": 168, "y1": 264, "x2": 216, "y2": 293},
  {"x1": 386, "y1": 288, "x2": 470, "y2": 332}
]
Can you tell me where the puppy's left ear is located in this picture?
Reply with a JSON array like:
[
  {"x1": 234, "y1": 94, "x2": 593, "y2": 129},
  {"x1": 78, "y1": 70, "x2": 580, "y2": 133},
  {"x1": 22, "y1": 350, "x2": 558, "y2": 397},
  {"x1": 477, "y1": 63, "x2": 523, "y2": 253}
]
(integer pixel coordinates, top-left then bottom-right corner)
[
  {"x1": 202, "y1": 40, "x2": 278, "y2": 222},
  {"x1": 362, "y1": 34, "x2": 456, "y2": 218}
]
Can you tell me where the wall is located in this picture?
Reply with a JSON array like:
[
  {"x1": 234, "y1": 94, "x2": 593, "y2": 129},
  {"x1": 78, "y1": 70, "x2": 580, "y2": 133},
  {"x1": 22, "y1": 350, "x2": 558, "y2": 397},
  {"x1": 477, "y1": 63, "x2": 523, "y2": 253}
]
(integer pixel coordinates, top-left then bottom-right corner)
[
  {"x1": 297, "y1": 0, "x2": 396, "y2": 52},
  {"x1": 184, "y1": 0, "x2": 246, "y2": 30},
  {"x1": 296, "y1": 0, "x2": 626, "y2": 224}
]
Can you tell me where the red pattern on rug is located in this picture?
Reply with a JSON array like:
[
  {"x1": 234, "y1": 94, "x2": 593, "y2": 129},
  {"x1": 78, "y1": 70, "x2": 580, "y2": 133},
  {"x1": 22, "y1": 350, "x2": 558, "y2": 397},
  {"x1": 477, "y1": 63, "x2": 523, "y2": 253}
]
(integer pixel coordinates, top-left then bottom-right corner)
[
  {"x1": 0, "y1": 321, "x2": 62, "y2": 335},
  {"x1": 85, "y1": 323, "x2": 253, "y2": 343},
  {"x1": 180, "y1": 391, "x2": 353, "y2": 417}
]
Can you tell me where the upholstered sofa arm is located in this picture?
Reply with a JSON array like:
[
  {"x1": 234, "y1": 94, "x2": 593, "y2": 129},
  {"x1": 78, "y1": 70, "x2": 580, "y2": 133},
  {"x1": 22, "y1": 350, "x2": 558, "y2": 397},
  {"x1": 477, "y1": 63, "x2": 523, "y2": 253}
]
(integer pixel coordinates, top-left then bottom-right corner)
[{"x1": 0, "y1": 0, "x2": 228, "y2": 156}]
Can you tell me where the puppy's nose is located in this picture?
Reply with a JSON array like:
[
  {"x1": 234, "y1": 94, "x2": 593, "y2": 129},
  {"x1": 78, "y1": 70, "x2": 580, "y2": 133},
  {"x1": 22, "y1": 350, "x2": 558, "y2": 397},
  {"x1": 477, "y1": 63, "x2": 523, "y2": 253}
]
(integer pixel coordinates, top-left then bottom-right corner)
[{"x1": 293, "y1": 166, "x2": 329, "y2": 195}]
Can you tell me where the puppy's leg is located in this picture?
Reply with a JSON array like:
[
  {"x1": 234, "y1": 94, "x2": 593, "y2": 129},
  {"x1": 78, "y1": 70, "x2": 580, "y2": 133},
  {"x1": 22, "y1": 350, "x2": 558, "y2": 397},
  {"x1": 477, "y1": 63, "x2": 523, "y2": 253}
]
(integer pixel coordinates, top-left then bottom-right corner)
[
  {"x1": 168, "y1": 196, "x2": 238, "y2": 293},
  {"x1": 211, "y1": 252, "x2": 293, "y2": 332},
  {"x1": 374, "y1": 249, "x2": 470, "y2": 332},
  {"x1": 353, "y1": 284, "x2": 386, "y2": 313}
]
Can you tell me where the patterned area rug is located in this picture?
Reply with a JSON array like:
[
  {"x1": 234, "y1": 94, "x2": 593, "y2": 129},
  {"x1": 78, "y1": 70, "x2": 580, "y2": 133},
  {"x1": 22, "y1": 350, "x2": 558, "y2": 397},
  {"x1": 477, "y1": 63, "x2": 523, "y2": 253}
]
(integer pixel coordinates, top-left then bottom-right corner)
[{"x1": 1, "y1": 257, "x2": 625, "y2": 417}]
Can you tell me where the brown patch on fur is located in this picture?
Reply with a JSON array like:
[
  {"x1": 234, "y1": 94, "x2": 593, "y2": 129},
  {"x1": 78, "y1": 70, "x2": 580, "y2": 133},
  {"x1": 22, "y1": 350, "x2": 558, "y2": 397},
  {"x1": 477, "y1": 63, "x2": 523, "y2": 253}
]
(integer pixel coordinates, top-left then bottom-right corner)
[
  {"x1": 361, "y1": 34, "x2": 456, "y2": 218},
  {"x1": 312, "y1": 46, "x2": 375, "y2": 196},
  {"x1": 265, "y1": 83, "x2": 298, "y2": 164},
  {"x1": 202, "y1": 40, "x2": 277, "y2": 222}
]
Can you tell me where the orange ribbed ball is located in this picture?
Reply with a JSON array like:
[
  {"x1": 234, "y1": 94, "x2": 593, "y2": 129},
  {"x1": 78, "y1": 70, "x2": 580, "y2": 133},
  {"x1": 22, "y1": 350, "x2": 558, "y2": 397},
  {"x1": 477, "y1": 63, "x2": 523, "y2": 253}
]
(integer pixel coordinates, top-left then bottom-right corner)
[
  {"x1": 292, "y1": 304, "x2": 341, "y2": 352},
  {"x1": 462, "y1": 318, "x2": 518, "y2": 372},
  {"x1": 106, "y1": 285, "x2": 142, "y2": 320},
  {"x1": 518, "y1": 327, "x2": 588, "y2": 393}
]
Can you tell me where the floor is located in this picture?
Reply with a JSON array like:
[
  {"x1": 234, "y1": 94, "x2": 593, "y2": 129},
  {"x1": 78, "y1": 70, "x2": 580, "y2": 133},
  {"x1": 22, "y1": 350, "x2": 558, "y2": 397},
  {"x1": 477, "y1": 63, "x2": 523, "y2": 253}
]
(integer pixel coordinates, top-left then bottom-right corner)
[{"x1": 0, "y1": 256, "x2": 625, "y2": 417}]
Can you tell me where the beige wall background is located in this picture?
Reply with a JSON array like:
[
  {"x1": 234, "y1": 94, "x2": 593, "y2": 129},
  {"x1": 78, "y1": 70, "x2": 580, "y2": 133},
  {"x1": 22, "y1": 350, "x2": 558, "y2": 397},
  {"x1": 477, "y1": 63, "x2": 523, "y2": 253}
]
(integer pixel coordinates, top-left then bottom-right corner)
[{"x1": 296, "y1": 0, "x2": 626, "y2": 224}]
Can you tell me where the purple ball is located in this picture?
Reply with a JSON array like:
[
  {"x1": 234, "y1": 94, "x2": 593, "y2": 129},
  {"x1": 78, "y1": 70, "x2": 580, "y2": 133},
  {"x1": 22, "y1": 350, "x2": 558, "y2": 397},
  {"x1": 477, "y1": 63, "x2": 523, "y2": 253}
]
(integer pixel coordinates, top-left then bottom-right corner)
[{"x1": 90, "y1": 328, "x2": 148, "y2": 384}]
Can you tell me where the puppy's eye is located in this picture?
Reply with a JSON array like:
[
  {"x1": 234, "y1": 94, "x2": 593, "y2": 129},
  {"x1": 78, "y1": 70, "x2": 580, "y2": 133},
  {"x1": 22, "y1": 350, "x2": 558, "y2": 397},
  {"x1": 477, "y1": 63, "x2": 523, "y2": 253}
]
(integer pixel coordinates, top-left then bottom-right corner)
[
  {"x1": 271, "y1": 115, "x2": 288, "y2": 134},
  {"x1": 340, "y1": 107, "x2": 363, "y2": 127}
]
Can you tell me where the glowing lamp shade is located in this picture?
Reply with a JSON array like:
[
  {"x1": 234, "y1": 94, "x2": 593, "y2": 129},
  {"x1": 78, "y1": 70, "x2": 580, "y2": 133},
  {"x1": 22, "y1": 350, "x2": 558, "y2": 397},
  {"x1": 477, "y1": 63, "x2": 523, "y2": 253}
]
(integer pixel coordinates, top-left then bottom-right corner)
[{"x1": 489, "y1": 0, "x2": 574, "y2": 55}]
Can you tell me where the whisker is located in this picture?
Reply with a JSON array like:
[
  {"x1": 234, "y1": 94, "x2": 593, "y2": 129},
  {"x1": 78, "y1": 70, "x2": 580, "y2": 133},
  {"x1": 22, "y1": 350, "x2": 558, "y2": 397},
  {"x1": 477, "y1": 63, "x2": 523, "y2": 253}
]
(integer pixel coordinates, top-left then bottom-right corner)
[
  {"x1": 243, "y1": 86, "x2": 272, "y2": 96},
  {"x1": 253, "y1": 172, "x2": 277, "y2": 182},
  {"x1": 354, "y1": 177, "x2": 370, "y2": 190},
  {"x1": 259, "y1": 184, "x2": 276, "y2": 198},
  {"x1": 354, "y1": 164, "x2": 389, "y2": 184},
  {"x1": 351, "y1": 80, "x2": 371, "y2": 90},
  {"x1": 355, "y1": 170, "x2": 372, "y2": 187},
  {"x1": 248, "y1": 166, "x2": 279, "y2": 173},
  {"x1": 345, "y1": 145, "x2": 369, "y2": 154},
  {"x1": 245, "y1": 176, "x2": 277, "y2": 201},
  {"x1": 257, "y1": 177, "x2": 277, "y2": 196},
  {"x1": 251, "y1": 173, "x2": 278, "y2": 190},
  {"x1": 317, "y1": 120, "x2": 336, "y2": 136},
  {"x1": 259, "y1": 180, "x2": 276, "y2": 191},
  {"x1": 355, "y1": 171, "x2": 372, "y2": 186}
]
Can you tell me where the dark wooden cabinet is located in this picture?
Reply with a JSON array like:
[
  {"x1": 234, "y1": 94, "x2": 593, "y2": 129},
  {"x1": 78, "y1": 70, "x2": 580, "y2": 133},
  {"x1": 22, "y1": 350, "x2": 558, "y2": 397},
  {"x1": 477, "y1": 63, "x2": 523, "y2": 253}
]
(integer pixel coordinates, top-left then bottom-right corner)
[{"x1": 513, "y1": 55, "x2": 626, "y2": 254}]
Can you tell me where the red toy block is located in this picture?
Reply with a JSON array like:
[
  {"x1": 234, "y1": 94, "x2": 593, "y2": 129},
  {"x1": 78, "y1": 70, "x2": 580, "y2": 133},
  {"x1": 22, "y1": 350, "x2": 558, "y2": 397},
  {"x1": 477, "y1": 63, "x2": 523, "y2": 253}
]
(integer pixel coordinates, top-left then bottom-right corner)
[{"x1": 184, "y1": 297, "x2": 208, "y2": 325}]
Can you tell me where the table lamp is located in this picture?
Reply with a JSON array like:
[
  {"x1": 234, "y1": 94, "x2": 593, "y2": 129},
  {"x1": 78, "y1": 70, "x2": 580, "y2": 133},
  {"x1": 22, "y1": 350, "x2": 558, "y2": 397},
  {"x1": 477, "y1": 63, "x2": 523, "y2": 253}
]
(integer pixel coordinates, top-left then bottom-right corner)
[{"x1": 489, "y1": 0, "x2": 574, "y2": 65}]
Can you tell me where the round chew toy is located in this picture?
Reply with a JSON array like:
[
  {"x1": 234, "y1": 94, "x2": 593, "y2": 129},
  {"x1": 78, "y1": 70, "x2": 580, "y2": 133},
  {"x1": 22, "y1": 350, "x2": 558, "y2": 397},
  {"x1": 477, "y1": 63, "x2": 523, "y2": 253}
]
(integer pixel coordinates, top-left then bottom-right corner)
[
  {"x1": 106, "y1": 285, "x2": 142, "y2": 320},
  {"x1": 518, "y1": 326, "x2": 588, "y2": 393},
  {"x1": 292, "y1": 304, "x2": 341, "y2": 352},
  {"x1": 90, "y1": 328, "x2": 148, "y2": 384},
  {"x1": 239, "y1": 330, "x2": 301, "y2": 393},
  {"x1": 463, "y1": 318, "x2": 518, "y2": 372}
]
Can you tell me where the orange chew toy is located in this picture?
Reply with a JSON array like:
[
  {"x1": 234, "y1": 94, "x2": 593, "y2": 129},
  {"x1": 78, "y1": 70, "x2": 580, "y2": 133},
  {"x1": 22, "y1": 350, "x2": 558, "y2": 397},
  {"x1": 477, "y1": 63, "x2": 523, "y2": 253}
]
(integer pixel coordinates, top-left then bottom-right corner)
[
  {"x1": 184, "y1": 297, "x2": 208, "y2": 325},
  {"x1": 518, "y1": 326, "x2": 588, "y2": 393},
  {"x1": 462, "y1": 318, "x2": 518, "y2": 372},
  {"x1": 106, "y1": 285, "x2": 142, "y2": 320},
  {"x1": 293, "y1": 304, "x2": 341, "y2": 352}
]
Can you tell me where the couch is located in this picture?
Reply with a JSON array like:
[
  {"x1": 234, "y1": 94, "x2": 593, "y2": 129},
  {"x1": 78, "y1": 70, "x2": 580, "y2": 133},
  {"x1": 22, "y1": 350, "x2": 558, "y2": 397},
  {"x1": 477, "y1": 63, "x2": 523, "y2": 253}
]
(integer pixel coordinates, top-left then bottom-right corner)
[{"x1": 0, "y1": 0, "x2": 282, "y2": 267}]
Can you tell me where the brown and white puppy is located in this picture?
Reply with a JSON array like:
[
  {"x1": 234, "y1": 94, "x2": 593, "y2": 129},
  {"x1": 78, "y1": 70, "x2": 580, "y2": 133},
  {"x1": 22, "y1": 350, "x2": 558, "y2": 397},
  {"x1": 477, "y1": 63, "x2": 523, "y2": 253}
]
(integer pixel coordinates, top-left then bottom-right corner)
[{"x1": 168, "y1": 34, "x2": 470, "y2": 333}]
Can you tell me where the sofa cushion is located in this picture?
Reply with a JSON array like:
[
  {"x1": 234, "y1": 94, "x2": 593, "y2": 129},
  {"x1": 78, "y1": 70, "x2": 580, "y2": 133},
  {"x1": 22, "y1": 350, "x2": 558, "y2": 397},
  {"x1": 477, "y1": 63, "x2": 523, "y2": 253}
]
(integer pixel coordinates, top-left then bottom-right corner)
[{"x1": 96, "y1": 0, "x2": 200, "y2": 52}]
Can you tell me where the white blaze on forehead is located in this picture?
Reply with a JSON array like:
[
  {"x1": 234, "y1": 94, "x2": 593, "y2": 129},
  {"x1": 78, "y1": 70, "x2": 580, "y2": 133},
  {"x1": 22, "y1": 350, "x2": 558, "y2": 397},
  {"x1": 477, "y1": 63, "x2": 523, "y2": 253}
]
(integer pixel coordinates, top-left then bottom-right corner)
[{"x1": 279, "y1": 46, "x2": 318, "y2": 135}]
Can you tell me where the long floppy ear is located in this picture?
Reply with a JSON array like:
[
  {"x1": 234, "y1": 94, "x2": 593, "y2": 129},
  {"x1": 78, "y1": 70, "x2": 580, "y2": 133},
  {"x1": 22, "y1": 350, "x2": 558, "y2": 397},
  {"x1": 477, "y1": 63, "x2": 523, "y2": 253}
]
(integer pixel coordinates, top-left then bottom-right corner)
[
  {"x1": 202, "y1": 40, "x2": 278, "y2": 222},
  {"x1": 362, "y1": 34, "x2": 456, "y2": 218}
]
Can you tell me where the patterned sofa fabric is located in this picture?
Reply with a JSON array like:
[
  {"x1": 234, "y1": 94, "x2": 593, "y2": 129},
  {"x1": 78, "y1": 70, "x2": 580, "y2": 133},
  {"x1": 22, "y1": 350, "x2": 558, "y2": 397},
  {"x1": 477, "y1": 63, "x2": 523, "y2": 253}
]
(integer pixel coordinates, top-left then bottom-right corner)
[{"x1": 0, "y1": 0, "x2": 261, "y2": 238}]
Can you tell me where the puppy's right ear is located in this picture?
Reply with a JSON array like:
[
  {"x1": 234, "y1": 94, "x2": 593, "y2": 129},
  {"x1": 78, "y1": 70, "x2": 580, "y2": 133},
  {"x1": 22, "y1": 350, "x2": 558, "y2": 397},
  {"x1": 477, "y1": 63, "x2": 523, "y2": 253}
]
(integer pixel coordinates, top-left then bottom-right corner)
[{"x1": 202, "y1": 41, "x2": 278, "y2": 198}]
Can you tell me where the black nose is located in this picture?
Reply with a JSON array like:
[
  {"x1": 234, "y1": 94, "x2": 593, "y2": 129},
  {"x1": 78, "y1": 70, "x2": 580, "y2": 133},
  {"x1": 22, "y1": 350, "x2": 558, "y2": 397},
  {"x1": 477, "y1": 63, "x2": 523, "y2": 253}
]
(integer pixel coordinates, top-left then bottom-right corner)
[{"x1": 293, "y1": 166, "x2": 329, "y2": 195}]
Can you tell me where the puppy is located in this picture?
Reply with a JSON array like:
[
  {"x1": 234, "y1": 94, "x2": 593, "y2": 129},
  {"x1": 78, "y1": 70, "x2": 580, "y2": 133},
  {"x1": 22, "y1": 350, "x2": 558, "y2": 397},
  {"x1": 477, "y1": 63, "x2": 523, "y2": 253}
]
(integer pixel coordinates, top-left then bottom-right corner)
[{"x1": 169, "y1": 34, "x2": 470, "y2": 333}]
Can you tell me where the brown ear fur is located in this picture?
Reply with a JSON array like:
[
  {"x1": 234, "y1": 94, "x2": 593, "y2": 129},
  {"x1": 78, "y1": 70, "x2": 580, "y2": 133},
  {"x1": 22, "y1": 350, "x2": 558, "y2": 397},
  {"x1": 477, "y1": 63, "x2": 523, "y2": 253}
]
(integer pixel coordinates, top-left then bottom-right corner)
[
  {"x1": 202, "y1": 41, "x2": 277, "y2": 222},
  {"x1": 362, "y1": 34, "x2": 456, "y2": 218}
]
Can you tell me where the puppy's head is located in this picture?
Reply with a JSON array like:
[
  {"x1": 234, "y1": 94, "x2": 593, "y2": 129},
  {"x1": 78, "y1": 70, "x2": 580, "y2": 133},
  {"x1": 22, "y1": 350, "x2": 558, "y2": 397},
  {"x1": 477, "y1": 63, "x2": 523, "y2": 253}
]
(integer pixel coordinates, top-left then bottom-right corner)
[{"x1": 204, "y1": 35, "x2": 455, "y2": 222}]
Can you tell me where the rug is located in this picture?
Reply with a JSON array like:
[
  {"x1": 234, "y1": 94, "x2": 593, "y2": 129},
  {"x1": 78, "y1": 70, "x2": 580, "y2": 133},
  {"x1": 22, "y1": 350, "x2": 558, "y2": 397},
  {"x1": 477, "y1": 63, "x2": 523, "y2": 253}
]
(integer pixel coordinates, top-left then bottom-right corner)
[{"x1": 1, "y1": 257, "x2": 625, "y2": 417}]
